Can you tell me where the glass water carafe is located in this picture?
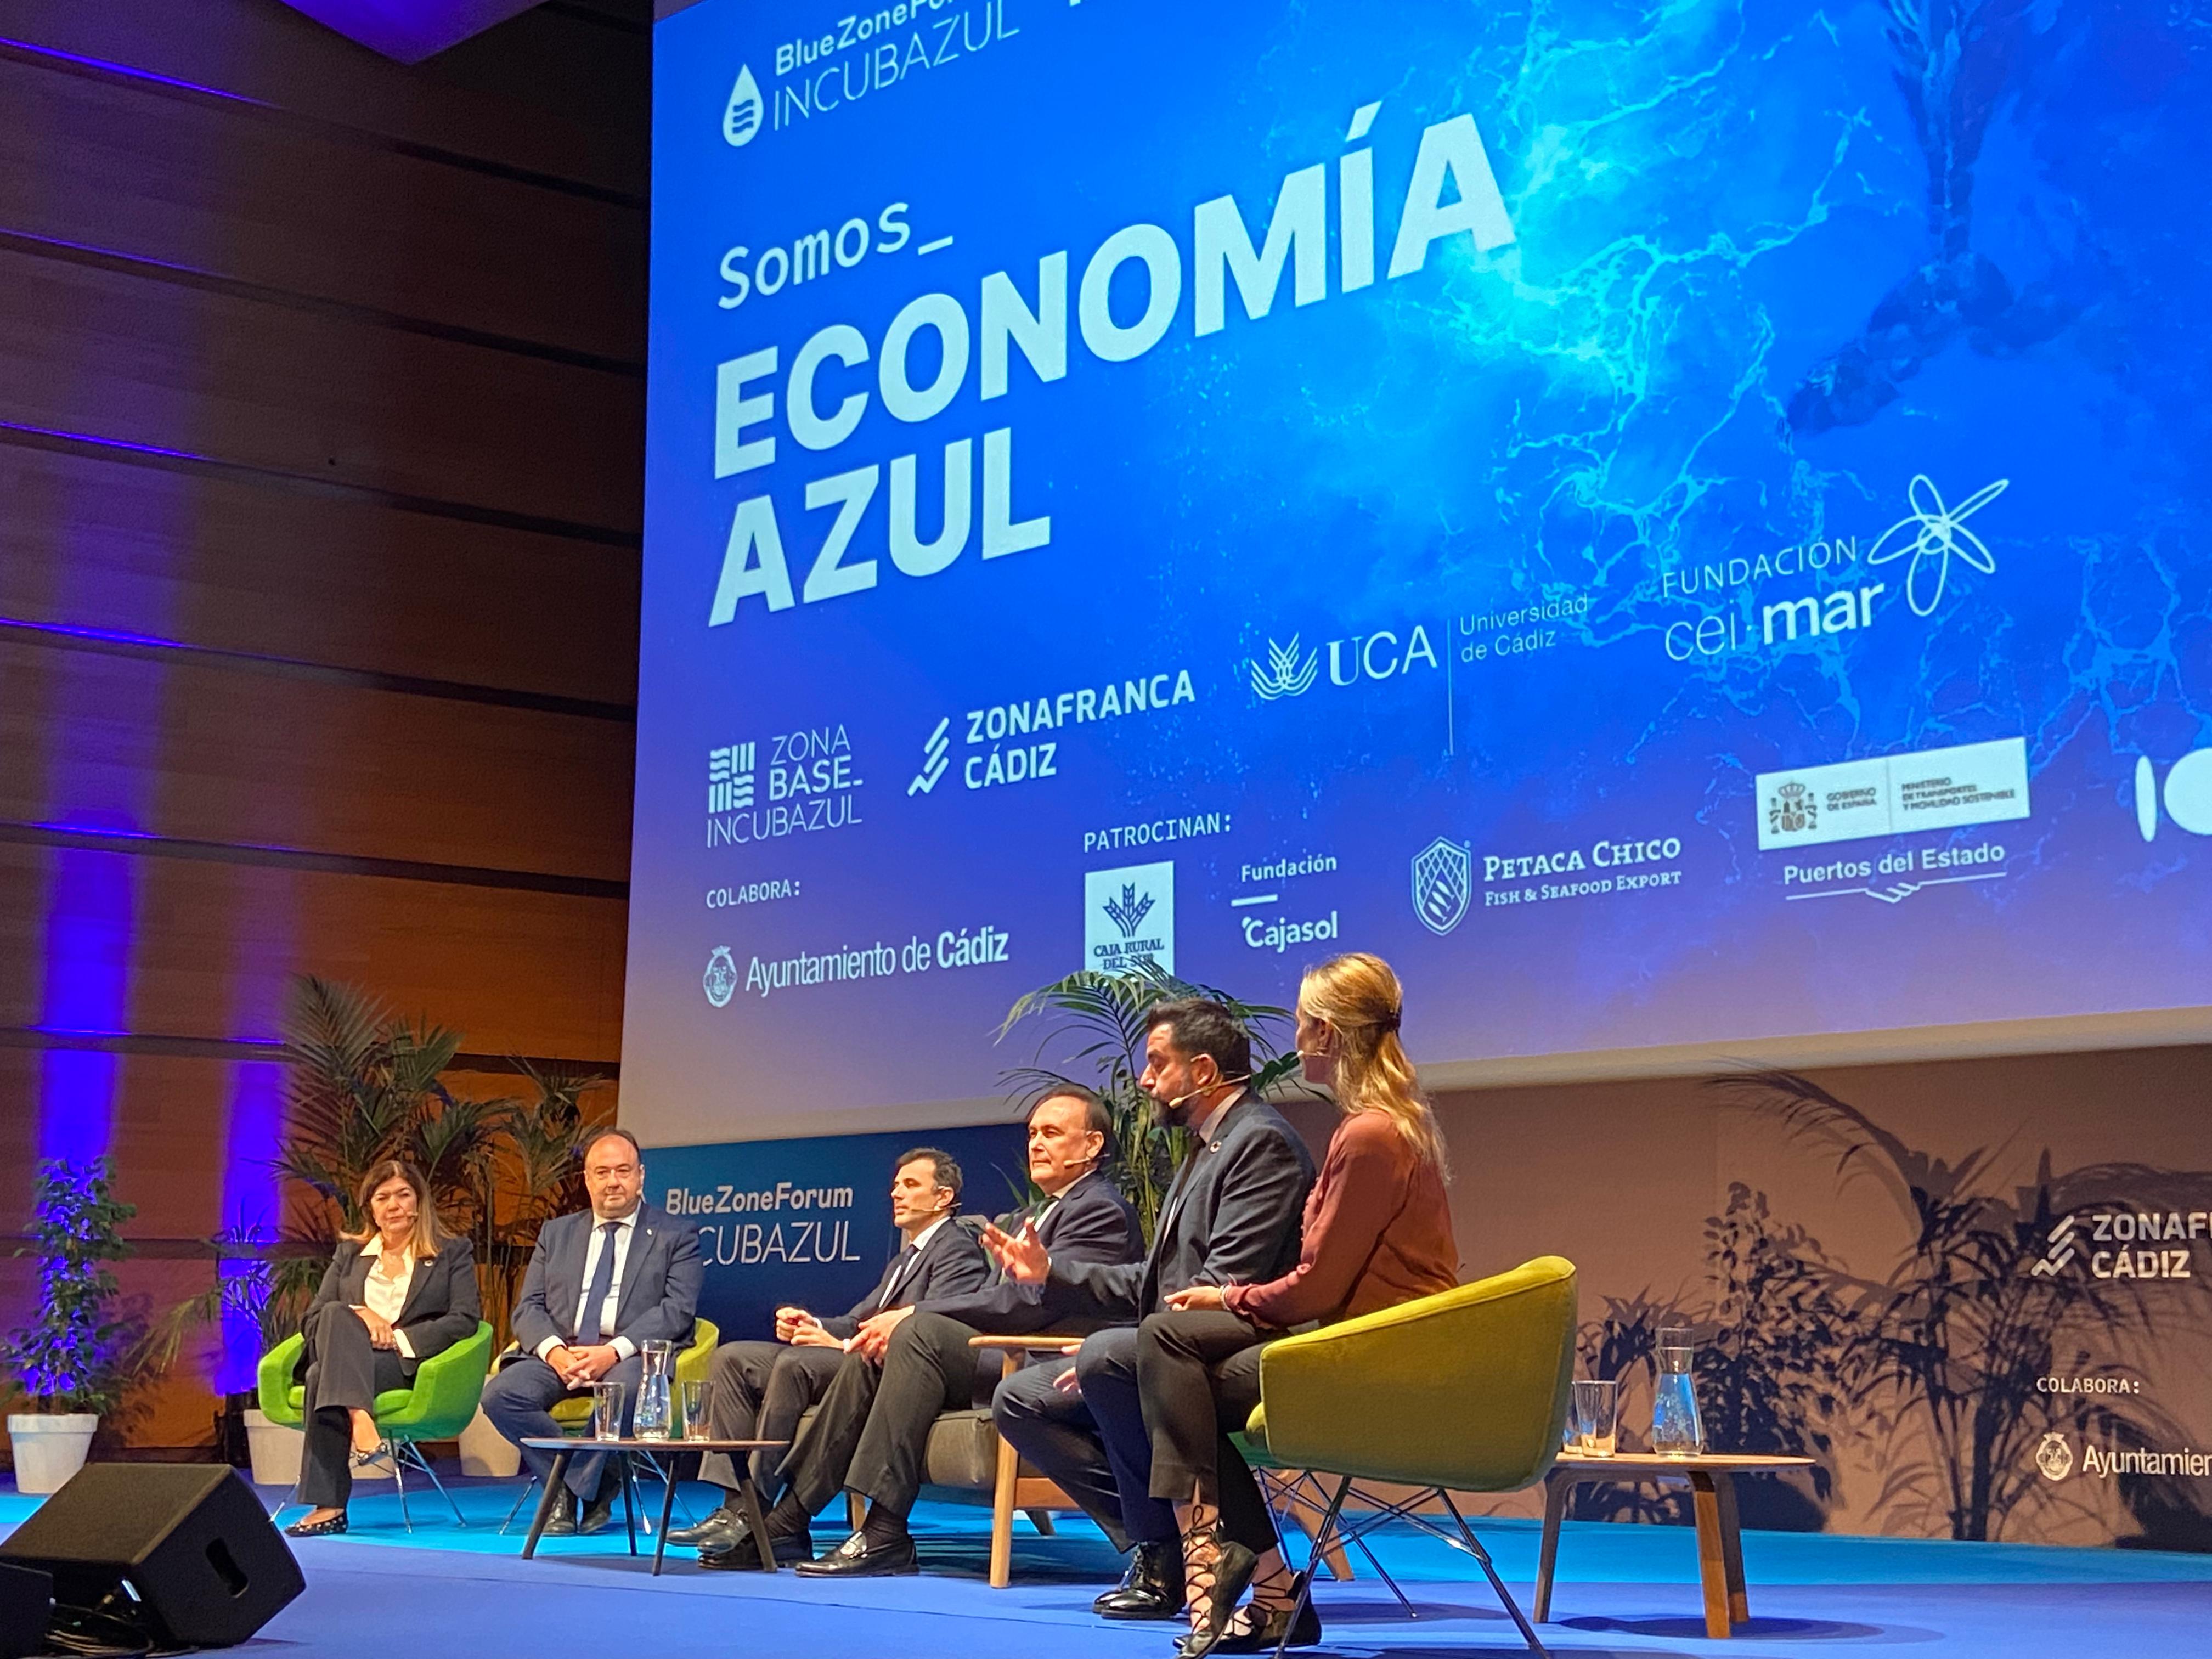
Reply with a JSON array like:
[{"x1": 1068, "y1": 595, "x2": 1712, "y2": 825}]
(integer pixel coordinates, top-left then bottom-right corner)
[
  {"x1": 1651, "y1": 1327, "x2": 1705, "y2": 1456},
  {"x1": 634, "y1": 1339, "x2": 674, "y2": 1440}
]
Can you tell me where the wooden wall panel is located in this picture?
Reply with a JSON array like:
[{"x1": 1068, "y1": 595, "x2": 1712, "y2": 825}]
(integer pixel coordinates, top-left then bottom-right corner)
[
  {"x1": 0, "y1": 0, "x2": 649, "y2": 1448},
  {"x1": 6, "y1": 0, "x2": 650, "y2": 197},
  {"x1": 0, "y1": 55, "x2": 644, "y2": 362},
  {"x1": 0, "y1": 445, "x2": 640, "y2": 706},
  {"x1": 0, "y1": 641, "x2": 635, "y2": 878},
  {"x1": 0, "y1": 250, "x2": 642, "y2": 532},
  {"x1": 0, "y1": 844, "x2": 627, "y2": 1059}
]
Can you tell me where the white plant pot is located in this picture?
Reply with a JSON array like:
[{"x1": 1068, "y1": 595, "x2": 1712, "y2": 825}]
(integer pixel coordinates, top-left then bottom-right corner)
[
  {"x1": 459, "y1": 1404, "x2": 520, "y2": 1477},
  {"x1": 7, "y1": 1413, "x2": 98, "y2": 1495},
  {"x1": 242, "y1": 1408, "x2": 304, "y2": 1488}
]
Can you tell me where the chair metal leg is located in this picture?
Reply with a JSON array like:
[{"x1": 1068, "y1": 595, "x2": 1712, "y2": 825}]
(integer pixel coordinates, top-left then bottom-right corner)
[
  {"x1": 500, "y1": 1474, "x2": 541, "y2": 1534},
  {"x1": 396, "y1": 1440, "x2": 469, "y2": 1527},
  {"x1": 1440, "y1": 1491, "x2": 1545, "y2": 1655},
  {"x1": 392, "y1": 1449, "x2": 413, "y2": 1533},
  {"x1": 1276, "y1": 1476, "x2": 1352, "y2": 1659}
]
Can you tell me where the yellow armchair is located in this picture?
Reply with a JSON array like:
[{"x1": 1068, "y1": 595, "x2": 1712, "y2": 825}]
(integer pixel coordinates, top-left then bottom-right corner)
[{"x1": 1239, "y1": 1256, "x2": 1578, "y2": 1652}]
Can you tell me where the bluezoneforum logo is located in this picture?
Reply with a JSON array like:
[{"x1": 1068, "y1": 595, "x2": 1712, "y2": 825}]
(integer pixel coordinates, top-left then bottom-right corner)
[
  {"x1": 723, "y1": 64, "x2": 764, "y2": 145},
  {"x1": 1086, "y1": 861, "x2": 1174, "y2": 974}
]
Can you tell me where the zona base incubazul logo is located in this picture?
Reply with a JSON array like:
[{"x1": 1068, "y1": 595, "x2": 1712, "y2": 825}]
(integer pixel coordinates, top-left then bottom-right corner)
[
  {"x1": 1085, "y1": 862, "x2": 1174, "y2": 974},
  {"x1": 1410, "y1": 837, "x2": 1471, "y2": 935},
  {"x1": 703, "y1": 946, "x2": 739, "y2": 1007}
]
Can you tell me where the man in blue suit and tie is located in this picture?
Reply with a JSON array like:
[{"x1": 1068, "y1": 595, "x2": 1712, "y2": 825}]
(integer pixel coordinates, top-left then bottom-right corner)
[{"x1": 481, "y1": 1127, "x2": 702, "y2": 1535}]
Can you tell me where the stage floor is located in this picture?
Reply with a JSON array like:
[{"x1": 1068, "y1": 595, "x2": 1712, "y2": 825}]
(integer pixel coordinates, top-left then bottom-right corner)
[{"x1": 7, "y1": 1476, "x2": 2211, "y2": 1657}]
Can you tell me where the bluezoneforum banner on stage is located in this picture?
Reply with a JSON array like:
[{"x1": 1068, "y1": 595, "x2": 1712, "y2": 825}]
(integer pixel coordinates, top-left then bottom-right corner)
[
  {"x1": 647, "y1": 1122, "x2": 1025, "y2": 1342},
  {"x1": 628, "y1": 0, "x2": 2212, "y2": 1138}
]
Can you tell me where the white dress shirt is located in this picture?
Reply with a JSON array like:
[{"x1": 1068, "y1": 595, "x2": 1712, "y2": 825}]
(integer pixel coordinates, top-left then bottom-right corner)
[
  {"x1": 880, "y1": 1215, "x2": 949, "y2": 1305},
  {"x1": 537, "y1": 1206, "x2": 643, "y2": 1363},
  {"x1": 356, "y1": 1236, "x2": 419, "y2": 1359}
]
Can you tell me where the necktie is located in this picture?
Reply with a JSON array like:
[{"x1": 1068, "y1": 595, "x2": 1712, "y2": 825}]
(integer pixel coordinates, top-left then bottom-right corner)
[
  {"x1": 576, "y1": 1221, "x2": 619, "y2": 1342},
  {"x1": 880, "y1": 1243, "x2": 920, "y2": 1308},
  {"x1": 1153, "y1": 1144, "x2": 1204, "y2": 1257}
]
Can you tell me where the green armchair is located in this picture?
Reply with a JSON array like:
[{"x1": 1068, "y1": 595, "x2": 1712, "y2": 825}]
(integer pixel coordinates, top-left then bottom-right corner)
[
  {"x1": 1235, "y1": 1255, "x2": 1578, "y2": 1653},
  {"x1": 258, "y1": 1319, "x2": 496, "y2": 1531}
]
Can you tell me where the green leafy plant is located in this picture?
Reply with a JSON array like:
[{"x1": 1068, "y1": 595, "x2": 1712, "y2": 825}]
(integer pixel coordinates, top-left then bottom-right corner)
[
  {"x1": 1714, "y1": 1069, "x2": 2211, "y2": 1542},
  {"x1": 998, "y1": 958, "x2": 1301, "y2": 1243},
  {"x1": 4, "y1": 1159, "x2": 137, "y2": 1415},
  {"x1": 266, "y1": 977, "x2": 608, "y2": 1352}
]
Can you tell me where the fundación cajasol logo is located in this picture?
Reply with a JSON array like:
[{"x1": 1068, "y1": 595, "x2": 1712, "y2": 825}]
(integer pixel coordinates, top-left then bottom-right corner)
[
  {"x1": 722, "y1": 65, "x2": 765, "y2": 146},
  {"x1": 702, "y1": 946, "x2": 740, "y2": 1008},
  {"x1": 1410, "y1": 837, "x2": 1472, "y2": 935},
  {"x1": 1085, "y1": 862, "x2": 1174, "y2": 975}
]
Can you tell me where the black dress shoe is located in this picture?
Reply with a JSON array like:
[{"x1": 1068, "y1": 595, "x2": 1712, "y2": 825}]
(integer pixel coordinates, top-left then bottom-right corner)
[
  {"x1": 537, "y1": 1497, "x2": 582, "y2": 1537},
  {"x1": 667, "y1": 1508, "x2": 745, "y2": 1549},
  {"x1": 698, "y1": 1521, "x2": 814, "y2": 1571},
  {"x1": 575, "y1": 1490, "x2": 617, "y2": 1536},
  {"x1": 283, "y1": 1511, "x2": 348, "y2": 1538},
  {"x1": 1209, "y1": 1576, "x2": 1323, "y2": 1654},
  {"x1": 1093, "y1": 1541, "x2": 1184, "y2": 1620},
  {"x1": 792, "y1": 1529, "x2": 919, "y2": 1578}
]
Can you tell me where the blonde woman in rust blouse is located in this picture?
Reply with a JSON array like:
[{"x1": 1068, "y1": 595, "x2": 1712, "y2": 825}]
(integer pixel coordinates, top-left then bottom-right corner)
[{"x1": 1137, "y1": 952, "x2": 1458, "y2": 1656}]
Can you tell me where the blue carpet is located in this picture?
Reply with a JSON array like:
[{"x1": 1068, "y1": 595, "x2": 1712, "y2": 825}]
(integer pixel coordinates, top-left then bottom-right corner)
[{"x1": 5, "y1": 1476, "x2": 2209, "y2": 1656}]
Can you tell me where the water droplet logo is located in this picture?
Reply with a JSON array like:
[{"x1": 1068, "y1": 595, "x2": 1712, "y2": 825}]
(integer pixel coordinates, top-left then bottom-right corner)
[{"x1": 722, "y1": 65, "x2": 764, "y2": 148}]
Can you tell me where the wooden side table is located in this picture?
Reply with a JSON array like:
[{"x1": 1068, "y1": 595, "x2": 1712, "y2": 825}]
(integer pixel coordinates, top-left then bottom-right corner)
[
  {"x1": 1536, "y1": 1453, "x2": 1817, "y2": 1639},
  {"x1": 518, "y1": 1436, "x2": 786, "y2": 1576}
]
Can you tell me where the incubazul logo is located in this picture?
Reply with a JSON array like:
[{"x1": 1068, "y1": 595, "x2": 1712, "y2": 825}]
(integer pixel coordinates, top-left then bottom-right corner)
[
  {"x1": 703, "y1": 946, "x2": 740, "y2": 1008},
  {"x1": 1250, "y1": 637, "x2": 1318, "y2": 701},
  {"x1": 1411, "y1": 838, "x2": 1471, "y2": 935},
  {"x1": 723, "y1": 65, "x2": 765, "y2": 146},
  {"x1": 2036, "y1": 1432, "x2": 2074, "y2": 1483}
]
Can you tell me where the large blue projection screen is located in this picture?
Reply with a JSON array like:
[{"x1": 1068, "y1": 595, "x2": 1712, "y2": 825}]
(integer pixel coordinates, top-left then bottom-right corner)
[{"x1": 628, "y1": 0, "x2": 2212, "y2": 1143}]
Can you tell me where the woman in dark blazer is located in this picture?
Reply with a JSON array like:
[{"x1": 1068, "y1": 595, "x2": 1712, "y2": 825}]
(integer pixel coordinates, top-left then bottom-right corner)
[
  {"x1": 285, "y1": 1160, "x2": 479, "y2": 1537},
  {"x1": 1141, "y1": 953, "x2": 1460, "y2": 1656}
]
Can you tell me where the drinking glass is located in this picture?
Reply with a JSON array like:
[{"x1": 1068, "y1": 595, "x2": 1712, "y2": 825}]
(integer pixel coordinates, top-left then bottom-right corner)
[
  {"x1": 1652, "y1": 1327, "x2": 1705, "y2": 1456},
  {"x1": 681, "y1": 1380, "x2": 710, "y2": 1442},
  {"x1": 1568, "y1": 1379, "x2": 1618, "y2": 1457},
  {"x1": 590, "y1": 1380, "x2": 627, "y2": 1442}
]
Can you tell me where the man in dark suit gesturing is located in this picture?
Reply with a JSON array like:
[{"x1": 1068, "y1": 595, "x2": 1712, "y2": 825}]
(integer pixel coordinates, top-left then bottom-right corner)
[
  {"x1": 481, "y1": 1127, "x2": 702, "y2": 1535},
  {"x1": 987, "y1": 1000, "x2": 1315, "y2": 1620},
  {"x1": 762, "y1": 1087, "x2": 1142, "y2": 1577},
  {"x1": 686, "y1": 1147, "x2": 990, "y2": 1565}
]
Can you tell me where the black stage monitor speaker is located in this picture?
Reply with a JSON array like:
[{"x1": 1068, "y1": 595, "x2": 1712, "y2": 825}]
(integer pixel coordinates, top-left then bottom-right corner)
[
  {"x1": 0, "y1": 1560, "x2": 52, "y2": 1659},
  {"x1": 0, "y1": 1464, "x2": 303, "y2": 1647}
]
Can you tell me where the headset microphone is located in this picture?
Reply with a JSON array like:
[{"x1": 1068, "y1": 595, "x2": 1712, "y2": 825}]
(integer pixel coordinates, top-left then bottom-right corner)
[{"x1": 1162, "y1": 1075, "x2": 1253, "y2": 1113}]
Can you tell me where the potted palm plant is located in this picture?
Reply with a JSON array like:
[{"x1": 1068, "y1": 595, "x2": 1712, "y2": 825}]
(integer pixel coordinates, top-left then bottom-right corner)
[
  {"x1": 998, "y1": 959, "x2": 1301, "y2": 1242},
  {"x1": 4, "y1": 1159, "x2": 135, "y2": 1493}
]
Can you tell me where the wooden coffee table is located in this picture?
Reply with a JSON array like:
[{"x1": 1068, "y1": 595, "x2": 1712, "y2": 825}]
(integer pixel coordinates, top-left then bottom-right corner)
[
  {"x1": 1536, "y1": 1452, "x2": 1818, "y2": 1638},
  {"x1": 518, "y1": 1436, "x2": 786, "y2": 1576}
]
